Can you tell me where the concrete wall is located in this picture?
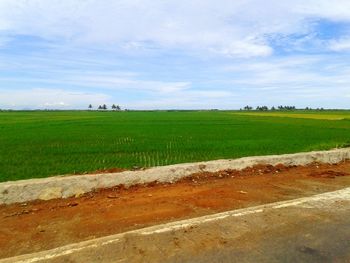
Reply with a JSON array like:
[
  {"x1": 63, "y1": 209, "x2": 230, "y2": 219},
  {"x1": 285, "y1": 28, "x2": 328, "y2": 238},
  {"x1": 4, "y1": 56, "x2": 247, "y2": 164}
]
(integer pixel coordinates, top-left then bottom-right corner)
[{"x1": 1, "y1": 148, "x2": 350, "y2": 205}]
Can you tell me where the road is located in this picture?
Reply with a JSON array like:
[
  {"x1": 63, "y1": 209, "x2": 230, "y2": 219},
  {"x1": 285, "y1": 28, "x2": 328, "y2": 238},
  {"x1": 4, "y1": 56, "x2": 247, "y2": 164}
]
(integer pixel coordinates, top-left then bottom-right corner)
[{"x1": 3, "y1": 187, "x2": 350, "y2": 263}]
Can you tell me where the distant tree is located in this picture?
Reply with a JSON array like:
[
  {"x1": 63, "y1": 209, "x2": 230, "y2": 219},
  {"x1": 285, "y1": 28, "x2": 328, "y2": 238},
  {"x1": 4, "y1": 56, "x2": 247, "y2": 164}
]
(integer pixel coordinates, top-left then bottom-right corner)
[
  {"x1": 102, "y1": 104, "x2": 107, "y2": 110},
  {"x1": 271, "y1": 106, "x2": 276, "y2": 111},
  {"x1": 88, "y1": 104, "x2": 93, "y2": 110},
  {"x1": 244, "y1": 105, "x2": 253, "y2": 111},
  {"x1": 116, "y1": 105, "x2": 121, "y2": 111},
  {"x1": 98, "y1": 105, "x2": 103, "y2": 110},
  {"x1": 277, "y1": 105, "x2": 296, "y2": 111},
  {"x1": 256, "y1": 106, "x2": 268, "y2": 111},
  {"x1": 111, "y1": 104, "x2": 117, "y2": 111}
]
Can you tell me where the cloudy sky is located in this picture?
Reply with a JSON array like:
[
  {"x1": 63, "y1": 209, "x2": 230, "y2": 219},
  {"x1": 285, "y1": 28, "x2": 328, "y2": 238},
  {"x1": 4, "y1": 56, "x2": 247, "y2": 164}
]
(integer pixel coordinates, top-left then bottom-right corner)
[{"x1": 0, "y1": 0, "x2": 350, "y2": 110}]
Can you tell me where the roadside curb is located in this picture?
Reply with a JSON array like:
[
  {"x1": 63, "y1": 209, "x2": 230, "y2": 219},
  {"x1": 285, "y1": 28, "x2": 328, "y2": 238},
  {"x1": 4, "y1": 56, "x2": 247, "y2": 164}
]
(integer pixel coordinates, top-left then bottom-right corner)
[{"x1": 1, "y1": 148, "x2": 349, "y2": 204}]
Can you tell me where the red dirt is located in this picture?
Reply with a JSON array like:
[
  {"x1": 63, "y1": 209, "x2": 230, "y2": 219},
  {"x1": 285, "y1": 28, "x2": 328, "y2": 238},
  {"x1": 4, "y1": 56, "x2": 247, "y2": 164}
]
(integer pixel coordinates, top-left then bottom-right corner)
[
  {"x1": 308, "y1": 170, "x2": 349, "y2": 178},
  {"x1": 73, "y1": 167, "x2": 127, "y2": 175},
  {"x1": 1, "y1": 161, "x2": 350, "y2": 259}
]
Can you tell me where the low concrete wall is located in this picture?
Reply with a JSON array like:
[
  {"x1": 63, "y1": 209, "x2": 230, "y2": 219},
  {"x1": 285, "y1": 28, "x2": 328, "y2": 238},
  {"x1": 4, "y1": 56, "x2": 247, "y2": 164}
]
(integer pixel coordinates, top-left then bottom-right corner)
[{"x1": 1, "y1": 148, "x2": 350, "y2": 205}]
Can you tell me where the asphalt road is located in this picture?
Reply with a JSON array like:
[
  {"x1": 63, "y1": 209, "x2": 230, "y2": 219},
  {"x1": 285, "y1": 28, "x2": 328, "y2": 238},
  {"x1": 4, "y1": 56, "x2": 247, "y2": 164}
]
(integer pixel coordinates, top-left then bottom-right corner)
[{"x1": 2, "y1": 187, "x2": 350, "y2": 263}]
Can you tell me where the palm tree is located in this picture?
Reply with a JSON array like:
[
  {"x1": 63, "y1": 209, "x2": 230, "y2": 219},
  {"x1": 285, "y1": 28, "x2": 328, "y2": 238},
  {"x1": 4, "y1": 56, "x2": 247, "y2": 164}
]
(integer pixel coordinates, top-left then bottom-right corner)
[{"x1": 244, "y1": 105, "x2": 252, "y2": 111}]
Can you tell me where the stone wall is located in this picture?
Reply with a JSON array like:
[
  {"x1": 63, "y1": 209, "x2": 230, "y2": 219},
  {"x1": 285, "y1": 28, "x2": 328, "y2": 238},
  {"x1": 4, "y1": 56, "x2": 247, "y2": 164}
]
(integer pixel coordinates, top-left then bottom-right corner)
[{"x1": 1, "y1": 148, "x2": 349, "y2": 205}]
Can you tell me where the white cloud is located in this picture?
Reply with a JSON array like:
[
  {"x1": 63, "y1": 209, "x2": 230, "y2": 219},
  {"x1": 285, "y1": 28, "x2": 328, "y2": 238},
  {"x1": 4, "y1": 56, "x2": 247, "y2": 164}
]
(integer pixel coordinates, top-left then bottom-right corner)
[
  {"x1": 43, "y1": 101, "x2": 69, "y2": 107},
  {"x1": 219, "y1": 55, "x2": 350, "y2": 107},
  {"x1": 212, "y1": 41, "x2": 273, "y2": 58},
  {"x1": 69, "y1": 75, "x2": 191, "y2": 93},
  {"x1": 127, "y1": 89, "x2": 235, "y2": 109},
  {"x1": 0, "y1": 86, "x2": 235, "y2": 110},
  {"x1": 1, "y1": 0, "x2": 350, "y2": 57},
  {"x1": 329, "y1": 38, "x2": 350, "y2": 51},
  {"x1": 296, "y1": 0, "x2": 350, "y2": 21},
  {"x1": 0, "y1": 88, "x2": 111, "y2": 109},
  {"x1": 1, "y1": 1, "x2": 350, "y2": 109},
  {"x1": 0, "y1": 73, "x2": 191, "y2": 94}
]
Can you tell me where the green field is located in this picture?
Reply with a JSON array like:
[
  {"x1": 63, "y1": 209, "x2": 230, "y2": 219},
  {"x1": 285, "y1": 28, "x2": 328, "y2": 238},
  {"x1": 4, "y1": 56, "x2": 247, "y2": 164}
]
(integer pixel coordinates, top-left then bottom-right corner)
[
  {"x1": 1, "y1": 110, "x2": 350, "y2": 182},
  {"x1": 232, "y1": 111, "x2": 350, "y2": 120}
]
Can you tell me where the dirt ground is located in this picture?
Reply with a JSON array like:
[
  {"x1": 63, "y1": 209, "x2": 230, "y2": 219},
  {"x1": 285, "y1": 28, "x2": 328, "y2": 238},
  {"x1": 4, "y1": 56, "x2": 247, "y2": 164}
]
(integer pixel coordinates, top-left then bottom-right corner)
[{"x1": 1, "y1": 161, "x2": 350, "y2": 259}]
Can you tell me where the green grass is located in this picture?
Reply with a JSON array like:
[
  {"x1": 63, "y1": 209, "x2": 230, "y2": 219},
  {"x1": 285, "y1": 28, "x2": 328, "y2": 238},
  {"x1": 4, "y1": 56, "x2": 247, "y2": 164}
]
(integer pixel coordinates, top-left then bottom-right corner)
[
  {"x1": 232, "y1": 111, "x2": 350, "y2": 120},
  {"x1": 1, "y1": 110, "x2": 350, "y2": 182}
]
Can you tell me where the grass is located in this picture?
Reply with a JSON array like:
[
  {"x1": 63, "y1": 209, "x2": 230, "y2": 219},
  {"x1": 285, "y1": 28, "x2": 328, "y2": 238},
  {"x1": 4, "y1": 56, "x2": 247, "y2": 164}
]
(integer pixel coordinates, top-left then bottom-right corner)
[
  {"x1": 232, "y1": 111, "x2": 350, "y2": 120},
  {"x1": 1, "y1": 110, "x2": 350, "y2": 182}
]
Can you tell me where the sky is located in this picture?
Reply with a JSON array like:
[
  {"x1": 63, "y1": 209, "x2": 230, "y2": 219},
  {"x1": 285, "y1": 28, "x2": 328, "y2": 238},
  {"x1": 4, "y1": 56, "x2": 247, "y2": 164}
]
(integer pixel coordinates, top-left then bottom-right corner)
[{"x1": 0, "y1": 0, "x2": 350, "y2": 110}]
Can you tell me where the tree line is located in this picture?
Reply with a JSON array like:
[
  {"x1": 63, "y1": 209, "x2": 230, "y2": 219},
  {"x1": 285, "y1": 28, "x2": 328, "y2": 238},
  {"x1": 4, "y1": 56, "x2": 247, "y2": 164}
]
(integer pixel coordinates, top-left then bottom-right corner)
[
  {"x1": 88, "y1": 104, "x2": 121, "y2": 111},
  {"x1": 242, "y1": 105, "x2": 325, "y2": 111}
]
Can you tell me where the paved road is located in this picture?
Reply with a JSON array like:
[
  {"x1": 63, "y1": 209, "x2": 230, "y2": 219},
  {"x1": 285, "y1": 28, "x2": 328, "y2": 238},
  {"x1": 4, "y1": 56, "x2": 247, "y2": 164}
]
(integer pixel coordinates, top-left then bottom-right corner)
[{"x1": 3, "y1": 187, "x2": 350, "y2": 263}]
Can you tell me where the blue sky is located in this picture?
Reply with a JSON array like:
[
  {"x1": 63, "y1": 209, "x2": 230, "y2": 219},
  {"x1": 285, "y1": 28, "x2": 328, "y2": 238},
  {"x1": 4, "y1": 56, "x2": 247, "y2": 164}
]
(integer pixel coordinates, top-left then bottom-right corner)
[{"x1": 0, "y1": 0, "x2": 350, "y2": 110}]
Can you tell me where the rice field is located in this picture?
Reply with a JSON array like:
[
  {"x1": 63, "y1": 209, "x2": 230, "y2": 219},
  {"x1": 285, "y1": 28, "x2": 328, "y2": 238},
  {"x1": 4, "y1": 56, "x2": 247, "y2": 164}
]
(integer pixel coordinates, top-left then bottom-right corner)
[
  {"x1": 232, "y1": 111, "x2": 350, "y2": 120},
  {"x1": 1, "y1": 110, "x2": 350, "y2": 182}
]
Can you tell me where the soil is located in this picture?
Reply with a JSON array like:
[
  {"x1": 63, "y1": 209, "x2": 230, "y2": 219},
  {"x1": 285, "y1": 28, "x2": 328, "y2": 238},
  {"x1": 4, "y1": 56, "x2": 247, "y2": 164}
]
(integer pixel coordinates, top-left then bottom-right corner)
[
  {"x1": 1, "y1": 161, "x2": 350, "y2": 259},
  {"x1": 73, "y1": 167, "x2": 127, "y2": 175}
]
